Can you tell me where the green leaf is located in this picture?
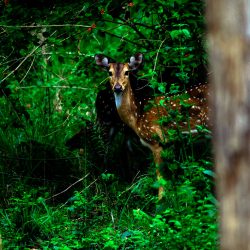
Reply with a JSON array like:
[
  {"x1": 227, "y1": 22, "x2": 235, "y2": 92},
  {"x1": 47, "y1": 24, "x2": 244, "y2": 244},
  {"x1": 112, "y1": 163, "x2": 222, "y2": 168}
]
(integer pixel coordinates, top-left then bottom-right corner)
[
  {"x1": 158, "y1": 84, "x2": 166, "y2": 93},
  {"x1": 203, "y1": 170, "x2": 216, "y2": 178}
]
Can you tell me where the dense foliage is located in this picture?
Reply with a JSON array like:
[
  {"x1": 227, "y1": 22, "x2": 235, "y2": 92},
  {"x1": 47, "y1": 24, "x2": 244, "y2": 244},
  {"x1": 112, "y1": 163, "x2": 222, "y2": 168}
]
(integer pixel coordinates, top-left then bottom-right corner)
[{"x1": 0, "y1": 0, "x2": 217, "y2": 249}]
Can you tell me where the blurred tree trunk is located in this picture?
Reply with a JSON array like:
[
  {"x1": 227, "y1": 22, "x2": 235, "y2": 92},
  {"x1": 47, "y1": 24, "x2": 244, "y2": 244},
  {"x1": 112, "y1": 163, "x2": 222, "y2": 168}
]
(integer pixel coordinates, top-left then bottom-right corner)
[{"x1": 207, "y1": 0, "x2": 250, "y2": 249}]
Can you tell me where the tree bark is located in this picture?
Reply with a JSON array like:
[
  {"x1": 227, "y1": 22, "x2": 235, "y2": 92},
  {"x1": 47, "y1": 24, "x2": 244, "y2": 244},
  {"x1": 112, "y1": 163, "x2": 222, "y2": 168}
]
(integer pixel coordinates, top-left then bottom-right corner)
[{"x1": 207, "y1": 0, "x2": 250, "y2": 249}]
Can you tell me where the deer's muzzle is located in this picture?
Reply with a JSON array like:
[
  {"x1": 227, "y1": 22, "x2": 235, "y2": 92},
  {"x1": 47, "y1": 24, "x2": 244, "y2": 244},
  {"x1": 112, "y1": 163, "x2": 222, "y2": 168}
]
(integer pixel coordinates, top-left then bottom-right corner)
[{"x1": 114, "y1": 84, "x2": 123, "y2": 93}]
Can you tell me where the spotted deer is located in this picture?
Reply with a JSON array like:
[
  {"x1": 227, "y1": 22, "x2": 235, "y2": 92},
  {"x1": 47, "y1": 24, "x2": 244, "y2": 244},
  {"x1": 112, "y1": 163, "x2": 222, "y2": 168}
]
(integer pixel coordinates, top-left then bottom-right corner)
[{"x1": 95, "y1": 53, "x2": 210, "y2": 199}]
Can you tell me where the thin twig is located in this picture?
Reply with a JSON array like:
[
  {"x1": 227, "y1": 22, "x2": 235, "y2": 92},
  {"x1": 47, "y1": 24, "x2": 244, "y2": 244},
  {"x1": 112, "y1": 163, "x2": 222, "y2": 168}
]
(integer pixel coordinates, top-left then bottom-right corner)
[
  {"x1": 19, "y1": 56, "x2": 36, "y2": 84},
  {"x1": 135, "y1": 82, "x2": 150, "y2": 90},
  {"x1": 0, "y1": 24, "x2": 90, "y2": 29},
  {"x1": 59, "y1": 172, "x2": 104, "y2": 208},
  {"x1": 153, "y1": 37, "x2": 167, "y2": 75},
  {"x1": 118, "y1": 171, "x2": 142, "y2": 197},
  {"x1": 1, "y1": 46, "x2": 40, "y2": 85},
  {"x1": 79, "y1": 175, "x2": 100, "y2": 194},
  {"x1": 16, "y1": 85, "x2": 90, "y2": 90},
  {"x1": 118, "y1": 17, "x2": 153, "y2": 47},
  {"x1": 104, "y1": 30, "x2": 148, "y2": 48},
  {"x1": 1, "y1": 30, "x2": 56, "y2": 85},
  {"x1": 46, "y1": 174, "x2": 90, "y2": 201}
]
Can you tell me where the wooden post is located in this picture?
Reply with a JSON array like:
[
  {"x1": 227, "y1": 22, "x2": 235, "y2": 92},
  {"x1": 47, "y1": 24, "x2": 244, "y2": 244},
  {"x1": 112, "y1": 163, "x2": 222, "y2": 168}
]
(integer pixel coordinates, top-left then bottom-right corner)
[{"x1": 207, "y1": 0, "x2": 250, "y2": 249}]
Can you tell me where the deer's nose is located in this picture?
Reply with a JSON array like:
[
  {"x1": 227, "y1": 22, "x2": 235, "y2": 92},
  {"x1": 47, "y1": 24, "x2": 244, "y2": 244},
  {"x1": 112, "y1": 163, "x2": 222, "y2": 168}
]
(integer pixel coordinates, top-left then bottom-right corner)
[{"x1": 114, "y1": 84, "x2": 123, "y2": 93}]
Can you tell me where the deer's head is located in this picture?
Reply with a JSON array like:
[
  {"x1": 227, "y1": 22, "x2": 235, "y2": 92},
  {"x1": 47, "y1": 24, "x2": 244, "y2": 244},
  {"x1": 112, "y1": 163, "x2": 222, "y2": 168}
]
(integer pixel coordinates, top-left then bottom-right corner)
[{"x1": 95, "y1": 53, "x2": 143, "y2": 94}]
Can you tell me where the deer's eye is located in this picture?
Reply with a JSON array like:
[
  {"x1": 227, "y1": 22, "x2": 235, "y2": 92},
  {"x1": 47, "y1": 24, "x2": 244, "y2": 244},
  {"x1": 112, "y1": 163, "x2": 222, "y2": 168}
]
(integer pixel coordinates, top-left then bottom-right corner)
[
  {"x1": 124, "y1": 71, "x2": 129, "y2": 76},
  {"x1": 108, "y1": 71, "x2": 113, "y2": 76}
]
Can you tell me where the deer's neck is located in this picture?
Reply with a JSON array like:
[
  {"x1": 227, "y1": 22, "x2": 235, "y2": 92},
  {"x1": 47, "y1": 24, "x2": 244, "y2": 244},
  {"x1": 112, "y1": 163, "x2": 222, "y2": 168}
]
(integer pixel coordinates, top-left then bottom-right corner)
[{"x1": 114, "y1": 83, "x2": 139, "y2": 131}]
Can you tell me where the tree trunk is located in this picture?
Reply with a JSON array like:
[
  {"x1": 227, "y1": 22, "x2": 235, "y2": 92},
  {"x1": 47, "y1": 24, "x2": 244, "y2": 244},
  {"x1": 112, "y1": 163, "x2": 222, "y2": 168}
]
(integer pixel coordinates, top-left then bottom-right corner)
[{"x1": 207, "y1": 0, "x2": 250, "y2": 249}]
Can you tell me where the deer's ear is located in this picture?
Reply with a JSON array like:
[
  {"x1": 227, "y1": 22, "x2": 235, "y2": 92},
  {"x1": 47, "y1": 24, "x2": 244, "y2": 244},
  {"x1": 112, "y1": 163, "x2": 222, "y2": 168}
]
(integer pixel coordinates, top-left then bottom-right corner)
[
  {"x1": 129, "y1": 53, "x2": 143, "y2": 70},
  {"x1": 95, "y1": 54, "x2": 109, "y2": 67}
]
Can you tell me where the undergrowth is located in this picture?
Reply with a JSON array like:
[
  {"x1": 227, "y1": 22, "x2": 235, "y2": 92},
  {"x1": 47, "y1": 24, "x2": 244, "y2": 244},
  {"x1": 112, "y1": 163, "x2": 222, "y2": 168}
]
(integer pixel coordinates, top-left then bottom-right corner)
[
  {"x1": 1, "y1": 173, "x2": 217, "y2": 249},
  {"x1": 0, "y1": 125, "x2": 217, "y2": 249}
]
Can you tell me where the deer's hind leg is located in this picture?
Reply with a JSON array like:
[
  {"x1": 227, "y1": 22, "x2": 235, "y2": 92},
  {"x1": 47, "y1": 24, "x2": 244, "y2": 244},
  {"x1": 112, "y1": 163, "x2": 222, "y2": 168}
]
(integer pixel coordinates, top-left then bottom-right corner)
[{"x1": 151, "y1": 144, "x2": 164, "y2": 200}]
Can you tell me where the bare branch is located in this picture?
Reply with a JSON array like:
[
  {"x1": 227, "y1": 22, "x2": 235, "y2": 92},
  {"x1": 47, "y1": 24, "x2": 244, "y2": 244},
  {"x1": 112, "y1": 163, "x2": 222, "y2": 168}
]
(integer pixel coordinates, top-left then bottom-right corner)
[
  {"x1": 1, "y1": 31, "x2": 57, "y2": 85},
  {"x1": 16, "y1": 85, "x2": 90, "y2": 90},
  {"x1": 0, "y1": 24, "x2": 90, "y2": 29}
]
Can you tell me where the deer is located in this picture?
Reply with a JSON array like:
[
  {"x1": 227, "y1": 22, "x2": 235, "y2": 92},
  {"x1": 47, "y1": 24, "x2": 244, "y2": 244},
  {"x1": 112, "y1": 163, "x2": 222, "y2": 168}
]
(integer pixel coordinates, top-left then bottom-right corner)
[{"x1": 95, "y1": 53, "x2": 210, "y2": 199}]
